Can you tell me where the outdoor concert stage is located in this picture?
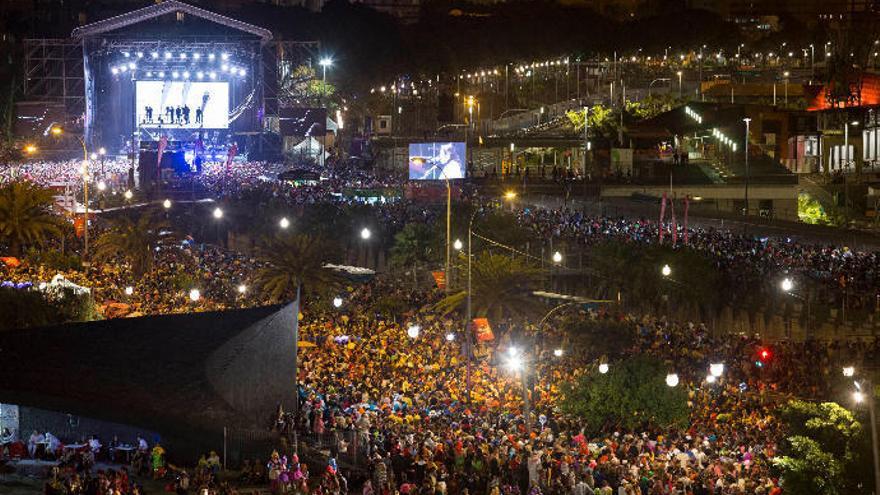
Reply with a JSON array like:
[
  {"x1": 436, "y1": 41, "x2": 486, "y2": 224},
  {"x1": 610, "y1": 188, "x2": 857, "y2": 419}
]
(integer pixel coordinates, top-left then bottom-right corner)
[{"x1": 19, "y1": 1, "x2": 320, "y2": 175}]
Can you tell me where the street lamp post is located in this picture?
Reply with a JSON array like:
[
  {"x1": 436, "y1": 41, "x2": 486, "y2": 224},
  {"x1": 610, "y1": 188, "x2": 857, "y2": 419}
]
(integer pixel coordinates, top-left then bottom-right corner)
[
  {"x1": 676, "y1": 71, "x2": 683, "y2": 98},
  {"x1": 783, "y1": 71, "x2": 790, "y2": 106},
  {"x1": 743, "y1": 118, "x2": 751, "y2": 216},
  {"x1": 847, "y1": 369, "x2": 880, "y2": 495},
  {"x1": 51, "y1": 125, "x2": 92, "y2": 260},
  {"x1": 318, "y1": 57, "x2": 333, "y2": 169}
]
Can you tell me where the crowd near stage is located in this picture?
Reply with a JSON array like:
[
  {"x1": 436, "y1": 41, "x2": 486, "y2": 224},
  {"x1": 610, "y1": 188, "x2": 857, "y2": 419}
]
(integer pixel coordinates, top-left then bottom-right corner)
[{"x1": 18, "y1": 0, "x2": 306, "y2": 192}]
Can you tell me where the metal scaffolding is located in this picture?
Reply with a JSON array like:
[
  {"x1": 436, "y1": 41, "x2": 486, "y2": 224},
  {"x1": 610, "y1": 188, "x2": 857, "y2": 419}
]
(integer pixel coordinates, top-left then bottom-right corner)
[{"x1": 23, "y1": 38, "x2": 85, "y2": 118}]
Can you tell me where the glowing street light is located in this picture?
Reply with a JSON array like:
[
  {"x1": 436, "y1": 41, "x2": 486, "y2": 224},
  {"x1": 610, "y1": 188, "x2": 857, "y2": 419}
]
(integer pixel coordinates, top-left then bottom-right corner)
[
  {"x1": 213, "y1": 207, "x2": 224, "y2": 219},
  {"x1": 843, "y1": 366, "x2": 856, "y2": 377},
  {"x1": 781, "y1": 277, "x2": 794, "y2": 292},
  {"x1": 445, "y1": 332, "x2": 456, "y2": 342},
  {"x1": 279, "y1": 217, "x2": 290, "y2": 229},
  {"x1": 666, "y1": 373, "x2": 680, "y2": 387},
  {"x1": 508, "y1": 346, "x2": 519, "y2": 357},
  {"x1": 661, "y1": 264, "x2": 672, "y2": 277},
  {"x1": 706, "y1": 374, "x2": 717, "y2": 383},
  {"x1": 90, "y1": 152, "x2": 98, "y2": 160},
  {"x1": 598, "y1": 363, "x2": 609, "y2": 374},
  {"x1": 24, "y1": 144, "x2": 37, "y2": 155},
  {"x1": 854, "y1": 391, "x2": 865, "y2": 403},
  {"x1": 710, "y1": 363, "x2": 725, "y2": 377},
  {"x1": 504, "y1": 190, "x2": 517, "y2": 200},
  {"x1": 407, "y1": 324, "x2": 421, "y2": 339},
  {"x1": 552, "y1": 251, "x2": 563, "y2": 264},
  {"x1": 124, "y1": 286, "x2": 134, "y2": 296},
  {"x1": 360, "y1": 227, "x2": 371, "y2": 240},
  {"x1": 505, "y1": 354, "x2": 524, "y2": 372},
  {"x1": 237, "y1": 284, "x2": 247, "y2": 294},
  {"x1": 124, "y1": 190, "x2": 133, "y2": 200},
  {"x1": 453, "y1": 239, "x2": 463, "y2": 250},
  {"x1": 97, "y1": 181, "x2": 107, "y2": 192},
  {"x1": 189, "y1": 288, "x2": 201, "y2": 302},
  {"x1": 333, "y1": 296, "x2": 343, "y2": 308},
  {"x1": 553, "y1": 348, "x2": 564, "y2": 357},
  {"x1": 163, "y1": 199, "x2": 171, "y2": 209}
]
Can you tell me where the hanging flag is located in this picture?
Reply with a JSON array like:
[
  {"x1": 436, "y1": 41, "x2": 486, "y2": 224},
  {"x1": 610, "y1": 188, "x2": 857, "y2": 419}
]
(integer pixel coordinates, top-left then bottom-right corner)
[
  {"x1": 684, "y1": 196, "x2": 690, "y2": 245},
  {"x1": 431, "y1": 271, "x2": 446, "y2": 290},
  {"x1": 225, "y1": 142, "x2": 238, "y2": 174},
  {"x1": 472, "y1": 318, "x2": 494, "y2": 342},
  {"x1": 671, "y1": 197, "x2": 678, "y2": 245},
  {"x1": 659, "y1": 192, "x2": 667, "y2": 243}
]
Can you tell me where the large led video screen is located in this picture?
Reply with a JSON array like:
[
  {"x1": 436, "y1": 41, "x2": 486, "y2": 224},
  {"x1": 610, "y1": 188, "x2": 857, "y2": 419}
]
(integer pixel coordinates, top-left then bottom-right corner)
[
  {"x1": 408, "y1": 142, "x2": 466, "y2": 180},
  {"x1": 135, "y1": 81, "x2": 229, "y2": 129}
]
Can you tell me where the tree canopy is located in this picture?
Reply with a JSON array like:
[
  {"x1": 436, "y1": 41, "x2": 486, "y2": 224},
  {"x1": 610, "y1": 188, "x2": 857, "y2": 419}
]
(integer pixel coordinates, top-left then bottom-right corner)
[{"x1": 560, "y1": 356, "x2": 689, "y2": 433}]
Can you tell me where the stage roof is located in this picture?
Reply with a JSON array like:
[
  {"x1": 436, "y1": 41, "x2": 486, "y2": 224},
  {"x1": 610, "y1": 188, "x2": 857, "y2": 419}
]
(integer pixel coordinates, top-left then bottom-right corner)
[{"x1": 71, "y1": 0, "x2": 273, "y2": 43}]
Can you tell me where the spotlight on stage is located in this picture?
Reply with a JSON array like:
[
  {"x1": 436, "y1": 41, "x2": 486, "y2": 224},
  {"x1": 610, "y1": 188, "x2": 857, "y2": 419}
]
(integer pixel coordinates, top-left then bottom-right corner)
[
  {"x1": 146, "y1": 71, "x2": 153, "y2": 77},
  {"x1": 208, "y1": 53, "x2": 216, "y2": 60},
  {"x1": 196, "y1": 71, "x2": 204, "y2": 79},
  {"x1": 111, "y1": 67, "x2": 119, "y2": 75},
  {"x1": 179, "y1": 53, "x2": 187, "y2": 59},
  {"x1": 238, "y1": 68, "x2": 246, "y2": 76},
  {"x1": 221, "y1": 52, "x2": 229, "y2": 60},
  {"x1": 151, "y1": 52, "x2": 159, "y2": 59},
  {"x1": 123, "y1": 51, "x2": 130, "y2": 58},
  {"x1": 164, "y1": 51, "x2": 172, "y2": 59},
  {"x1": 136, "y1": 52, "x2": 143, "y2": 58},
  {"x1": 172, "y1": 71, "x2": 179, "y2": 78},
  {"x1": 193, "y1": 53, "x2": 201, "y2": 60},
  {"x1": 120, "y1": 65, "x2": 128, "y2": 72},
  {"x1": 183, "y1": 71, "x2": 190, "y2": 79},
  {"x1": 158, "y1": 71, "x2": 165, "y2": 78},
  {"x1": 127, "y1": 62, "x2": 136, "y2": 70},
  {"x1": 209, "y1": 72, "x2": 216, "y2": 80},
  {"x1": 221, "y1": 64, "x2": 229, "y2": 72}
]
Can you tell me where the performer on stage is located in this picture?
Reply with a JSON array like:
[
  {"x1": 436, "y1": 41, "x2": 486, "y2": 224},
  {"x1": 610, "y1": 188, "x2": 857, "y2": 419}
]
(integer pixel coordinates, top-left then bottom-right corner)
[{"x1": 420, "y1": 143, "x2": 464, "y2": 180}]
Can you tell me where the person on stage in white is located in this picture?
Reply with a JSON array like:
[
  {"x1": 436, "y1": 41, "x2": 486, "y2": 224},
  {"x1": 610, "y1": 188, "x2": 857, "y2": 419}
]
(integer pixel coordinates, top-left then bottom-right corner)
[
  {"x1": 27, "y1": 430, "x2": 44, "y2": 458},
  {"x1": 45, "y1": 431, "x2": 60, "y2": 457},
  {"x1": 88, "y1": 435, "x2": 102, "y2": 455}
]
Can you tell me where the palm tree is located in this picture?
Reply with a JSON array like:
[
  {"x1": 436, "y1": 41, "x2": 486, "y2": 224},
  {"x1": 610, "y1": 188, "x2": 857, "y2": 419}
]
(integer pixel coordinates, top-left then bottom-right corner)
[
  {"x1": 435, "y1": 253, "x2": 545, "y2": 322},
  {"x1": 255, "y1": 234, "x2": 341, "y2": 302},
  {"x1": 0, "y1": 181, "x2": 61, "y2": 256},
  {"x1": 93, "y1": 210, "x2": 169, "y2": 277}
]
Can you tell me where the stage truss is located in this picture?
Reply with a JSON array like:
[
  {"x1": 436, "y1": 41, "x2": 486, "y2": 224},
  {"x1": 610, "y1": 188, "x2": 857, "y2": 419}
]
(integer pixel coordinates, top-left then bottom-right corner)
[{"x1": 22, "y1": 38, "x2": 85, "y2": 120}]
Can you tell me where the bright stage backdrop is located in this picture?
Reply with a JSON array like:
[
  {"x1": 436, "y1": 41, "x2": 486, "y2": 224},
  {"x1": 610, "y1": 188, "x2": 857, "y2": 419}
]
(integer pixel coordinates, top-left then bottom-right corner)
[{"x1": 136, "y1": 81, "x2": 229, "y2": 129}]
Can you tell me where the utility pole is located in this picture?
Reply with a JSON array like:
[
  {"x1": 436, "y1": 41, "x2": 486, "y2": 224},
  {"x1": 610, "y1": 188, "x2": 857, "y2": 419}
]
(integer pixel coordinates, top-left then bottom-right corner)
[{"x1": 743, "y1": 118, "x2": 751, "y2": 217}]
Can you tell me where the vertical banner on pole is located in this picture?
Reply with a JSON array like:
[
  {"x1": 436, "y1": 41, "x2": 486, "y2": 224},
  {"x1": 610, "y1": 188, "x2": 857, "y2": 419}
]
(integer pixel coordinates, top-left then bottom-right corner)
[
  {"x1": 684, "y1": 196, "x2": 690, "y2": 245},
  {"x1": 671, "y1": 197, "x2": 678, "y2": 245},
  {"x1": 659, "y1": 192, "x2": 667, "y2": 243}
]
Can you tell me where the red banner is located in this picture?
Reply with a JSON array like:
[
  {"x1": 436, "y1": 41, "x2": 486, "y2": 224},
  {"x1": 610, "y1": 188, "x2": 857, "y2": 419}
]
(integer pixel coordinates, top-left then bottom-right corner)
[
  {"x1": 472, "y1": 318, "x2": 494, "y2": 342},
  {"x1": 658, "y1": 192, "x2": 667, "y2": 243},
  {"x1": 671, "y1": 197, "x2": 678, "y2": 245},
  {"x1": 431, "y1": 271, "x2": 446, "y2": 290},
  {"x1": 74, "y1": 217, "x2": 86, "y2": 238}
]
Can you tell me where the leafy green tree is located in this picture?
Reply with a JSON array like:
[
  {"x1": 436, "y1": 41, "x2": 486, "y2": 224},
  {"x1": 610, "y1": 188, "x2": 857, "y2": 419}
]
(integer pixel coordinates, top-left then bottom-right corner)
[
  {"x1": 390, "y1": 223, "x2": 440, "y2": 269},
  {"x1": 435, "y1": 252, "x2": 544, "y2": 322},
  {"x1": 255, "y1": 234, "x2": 342, "y2": 301},
  {"x1": 624, "y1": 94, "x2": 683, "y2": 120},
  {"x1": 566, "y1": 104, "x2": 618, "y2": 139},
  {"x1": 0, "y1": 181, "x2": 61, "y2": 256},
  {"x1": 93, "y1": 210, "x2": 169, "y2": 277},
  {"x1": 773, "y1": 400, "x2": 872, "y2": 495},
  {"x1": 279, "y1": 63, "x2": 337, "y2": 109},
  {"x1": 560, "y1": 356, "x2": 688, "y2": 433},
  {"x1": 589, "y1": 242, "x2": 721, "y2": 319},
  {"x1": 0, "y1": 285, "x2": 99, "y2": 331}
]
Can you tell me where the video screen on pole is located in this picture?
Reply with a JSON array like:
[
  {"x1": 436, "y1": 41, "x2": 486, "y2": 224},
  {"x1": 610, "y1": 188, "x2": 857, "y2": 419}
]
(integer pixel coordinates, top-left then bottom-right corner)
[
  {"x1": 408, "y1": 142, "x2": 466, "y2": 180},
  {"x1": 135, "y1": 81, "x2": 229, "y2": 129}
]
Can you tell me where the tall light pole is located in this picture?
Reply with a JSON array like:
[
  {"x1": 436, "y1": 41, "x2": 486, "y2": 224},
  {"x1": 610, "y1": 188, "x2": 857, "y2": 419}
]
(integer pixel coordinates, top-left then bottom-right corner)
[
  {"x1": 51, "y1": 125, "x2": 91, "y2": 261},
  {"x1": 847, "y1": 368, "x2": 880, "y2": 495},
  {"x1": 783, "y1": 71, "x2": 790, "y2": 106},
  {"x1": 318, "y1": 57, "x2": 333, "y2": 169},
  {"x1": 743, "y1": 118, "x2": 751, "y2": 217},
  {"x1": 676, "y1": 71, "x2": 683, "y2": 98},
  {"x1": 810, "y1": 44, "x2": 815, "y2": 82},
  {"x1": 844, "y1": 120, "x2": 859, "y2": 222}
]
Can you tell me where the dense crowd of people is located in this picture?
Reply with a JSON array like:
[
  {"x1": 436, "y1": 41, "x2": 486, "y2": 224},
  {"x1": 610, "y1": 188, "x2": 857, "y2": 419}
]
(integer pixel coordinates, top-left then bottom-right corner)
[{"x1": 3, "y1": 158, "x2": 880, "y2": 495}]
